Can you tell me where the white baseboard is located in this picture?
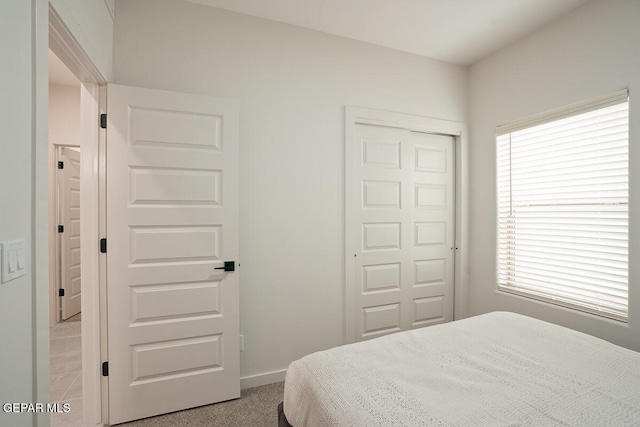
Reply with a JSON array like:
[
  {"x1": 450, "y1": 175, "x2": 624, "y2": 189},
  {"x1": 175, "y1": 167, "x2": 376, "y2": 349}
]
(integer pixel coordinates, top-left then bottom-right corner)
[{"x1": 240, "y1": 369, "x2": 287, "y2": 390}]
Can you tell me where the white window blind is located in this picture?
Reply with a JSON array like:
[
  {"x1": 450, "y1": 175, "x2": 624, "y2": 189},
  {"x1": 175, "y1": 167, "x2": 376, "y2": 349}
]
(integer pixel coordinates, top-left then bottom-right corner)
[{"x1": 497, "y1": 90, "x2": 629, "y2": 321}]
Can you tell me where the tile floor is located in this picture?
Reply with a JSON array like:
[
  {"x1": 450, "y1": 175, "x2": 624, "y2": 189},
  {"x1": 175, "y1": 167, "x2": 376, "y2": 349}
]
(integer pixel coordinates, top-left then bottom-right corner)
[{"x1": 50, "y1": 318, "x2": 83, "y2": 427}]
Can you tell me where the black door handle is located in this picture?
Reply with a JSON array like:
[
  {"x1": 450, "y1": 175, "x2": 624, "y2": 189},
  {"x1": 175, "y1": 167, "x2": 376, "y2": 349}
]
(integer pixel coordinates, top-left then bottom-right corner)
[{"x1": 215, "y1": 261, "x2": 235, "y2": 272}]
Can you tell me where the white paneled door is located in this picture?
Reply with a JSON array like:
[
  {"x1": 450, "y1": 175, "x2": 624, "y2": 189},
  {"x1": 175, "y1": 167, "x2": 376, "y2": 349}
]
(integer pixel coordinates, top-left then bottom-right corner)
[
  {"x1": 347, "y1": 120, "x2": 455, "y2": 342},
  {"x1": 59, "y1": 146, "x2": 81, "y2": 320},
  {"x1": 106, "y1": 84, "x2": 240, "y2": 424}
]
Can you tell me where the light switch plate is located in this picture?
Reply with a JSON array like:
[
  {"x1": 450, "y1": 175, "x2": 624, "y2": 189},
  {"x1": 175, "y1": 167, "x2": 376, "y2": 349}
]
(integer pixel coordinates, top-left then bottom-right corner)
[{"x1": 1, "y1": 240, "x2": 26, "y2": 283}]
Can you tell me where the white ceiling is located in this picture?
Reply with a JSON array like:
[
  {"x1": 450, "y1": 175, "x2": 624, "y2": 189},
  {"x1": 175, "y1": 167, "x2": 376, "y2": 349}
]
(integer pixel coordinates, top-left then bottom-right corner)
[
  {"x1": 183, "y1": 0, "x2": 590, "y2": 65},
  {"x1": 48, "y1": 0, "x2": 591, "y2": 84}
]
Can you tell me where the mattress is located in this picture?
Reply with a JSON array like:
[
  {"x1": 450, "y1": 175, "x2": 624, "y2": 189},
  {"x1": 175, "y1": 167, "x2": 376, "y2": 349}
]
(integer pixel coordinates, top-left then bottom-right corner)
[{"x1": 283, "y1": 312, "x2": 640, "y2": 426}]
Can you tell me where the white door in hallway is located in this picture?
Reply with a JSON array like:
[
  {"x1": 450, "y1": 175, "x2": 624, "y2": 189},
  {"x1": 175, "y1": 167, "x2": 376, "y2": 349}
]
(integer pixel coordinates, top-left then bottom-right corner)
[
  {"x1": 106, "y1": 84, "x2": 240, "y2": 424},
  {"x1": 59, "y1": 146, "x2": 82, "y2": 320},
  {"x1": 347, "y1": 122, "x2": 455, "y2": 342}
]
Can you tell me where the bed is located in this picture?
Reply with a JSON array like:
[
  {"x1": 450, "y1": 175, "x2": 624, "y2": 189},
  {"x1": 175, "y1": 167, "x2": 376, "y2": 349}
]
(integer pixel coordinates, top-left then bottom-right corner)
[{"x1": 279, "y1": 312, "x2": 640, "y2": 426}]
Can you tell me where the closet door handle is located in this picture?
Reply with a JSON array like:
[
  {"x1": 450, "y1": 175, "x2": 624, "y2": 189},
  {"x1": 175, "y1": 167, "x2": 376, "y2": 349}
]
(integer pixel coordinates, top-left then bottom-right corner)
[{"x1": 215, "y1": 261, "x2": 235, "y2": 272}]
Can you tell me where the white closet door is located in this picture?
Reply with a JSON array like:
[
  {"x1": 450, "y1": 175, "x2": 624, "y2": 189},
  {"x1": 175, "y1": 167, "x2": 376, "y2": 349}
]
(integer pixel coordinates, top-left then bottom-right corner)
[{"x1": 349, "y1": 122, "x2": 455, "y2": 341}]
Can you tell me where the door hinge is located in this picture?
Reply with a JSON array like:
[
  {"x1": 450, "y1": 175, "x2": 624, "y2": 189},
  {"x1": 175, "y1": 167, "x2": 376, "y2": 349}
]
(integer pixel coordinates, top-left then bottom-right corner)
[
  {"x1": 100, "y1": 114, "x2": 107, "y2": 129},
  {"x1": 58, "y1": 289, "x2": 65, "y2": 297},
  {"x1": 102, "y1": 361, "x2": 109, "y2": 377},
  {"x1": 214, "y1": 261, "x2": 235, "y2": 272},
  {"x1": 58, "y1": 225, "x2": 64, "y2": 233},
  {"x1": 58, "y1": 161, "x2": 64, "y2": 169},
  {"x1": 100, "y1": 238, "x2": 107, "y2": 253}
]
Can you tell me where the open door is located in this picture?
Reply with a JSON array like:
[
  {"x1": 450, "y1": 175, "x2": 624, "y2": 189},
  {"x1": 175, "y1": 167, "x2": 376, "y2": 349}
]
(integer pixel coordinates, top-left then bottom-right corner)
[
  {"x1": 105, "y1": 84, "x2": 240, "y2": 424},
  {"x1": 58, "y1": 146, "x2": 82, "y2": 320}
]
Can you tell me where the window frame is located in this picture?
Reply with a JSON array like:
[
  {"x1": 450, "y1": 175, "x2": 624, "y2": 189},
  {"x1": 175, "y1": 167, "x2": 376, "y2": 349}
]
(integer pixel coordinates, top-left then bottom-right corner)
[{"x1": 496, "y1": 89, "x2": 629, "y2": 322}]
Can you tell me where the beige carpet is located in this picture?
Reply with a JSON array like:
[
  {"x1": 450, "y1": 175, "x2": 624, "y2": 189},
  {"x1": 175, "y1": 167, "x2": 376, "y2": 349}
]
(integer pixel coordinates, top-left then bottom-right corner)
[{"x1": 113, "y1": 382, "x2": 284, "y2": 427}]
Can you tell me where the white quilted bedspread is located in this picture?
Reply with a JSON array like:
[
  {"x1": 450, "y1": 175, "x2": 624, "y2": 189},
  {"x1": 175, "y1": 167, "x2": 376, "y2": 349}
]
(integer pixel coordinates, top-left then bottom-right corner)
[{"x1": 283, "y1": 312, "x2": 640, "y2": 426}]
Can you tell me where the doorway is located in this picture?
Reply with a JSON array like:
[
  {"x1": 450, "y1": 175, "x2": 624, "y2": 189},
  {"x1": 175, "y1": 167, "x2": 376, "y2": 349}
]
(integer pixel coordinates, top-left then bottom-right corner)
[
  {"x1": 45, "y1": 4, "x2": 108, "y2": 425},
  {"x1": 48, "y1": 49, "x2": 84, "y2": 426}
]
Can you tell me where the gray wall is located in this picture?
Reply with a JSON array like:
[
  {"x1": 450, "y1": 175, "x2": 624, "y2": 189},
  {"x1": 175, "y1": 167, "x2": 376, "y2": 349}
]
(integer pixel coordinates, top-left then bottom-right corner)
[
  {"x1": 468, "y1": 0, "x2": 640, "y2": 350},
  {"x1": 49, "y1": 85, "x2": 81, "y2": 148},
  {"x1": 113, "y1": 0, "x2": 468, "y2": 381},
  {"x1": 0, "y1": 2, "x2": 37, "y2": 426},
  {"x1": 50, "y1": 0, "x2": 114, "y2": 81}
]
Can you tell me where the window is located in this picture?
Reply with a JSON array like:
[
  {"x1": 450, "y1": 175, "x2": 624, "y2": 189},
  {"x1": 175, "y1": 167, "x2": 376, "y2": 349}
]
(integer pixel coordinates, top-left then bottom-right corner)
[{"x1": 497, "y1": 90, "x2": 629, "y2": 321}]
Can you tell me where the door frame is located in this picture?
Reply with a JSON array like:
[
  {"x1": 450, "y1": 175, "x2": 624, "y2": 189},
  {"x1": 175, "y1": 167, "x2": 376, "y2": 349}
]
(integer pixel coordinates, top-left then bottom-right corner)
[
  {"x1": 48, "y1": 4, "x2": 107, "y2": 426},
  {"x1": 344, "y1": 106, "x2": 469, "y2": 344}
]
